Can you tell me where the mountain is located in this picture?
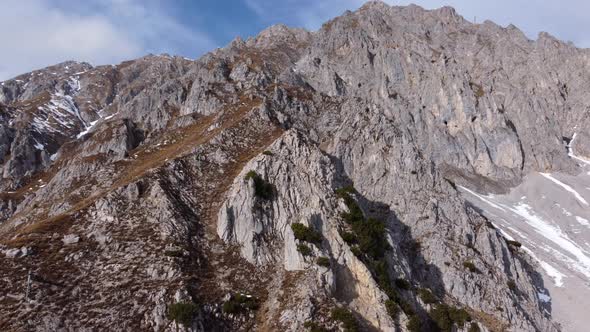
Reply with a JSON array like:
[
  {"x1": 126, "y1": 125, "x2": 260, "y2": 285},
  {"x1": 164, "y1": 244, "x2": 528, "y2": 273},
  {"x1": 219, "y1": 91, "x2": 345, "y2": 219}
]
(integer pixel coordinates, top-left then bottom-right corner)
[{"x1": 1, "y1": 1, "x2": 589, "y2": 331}]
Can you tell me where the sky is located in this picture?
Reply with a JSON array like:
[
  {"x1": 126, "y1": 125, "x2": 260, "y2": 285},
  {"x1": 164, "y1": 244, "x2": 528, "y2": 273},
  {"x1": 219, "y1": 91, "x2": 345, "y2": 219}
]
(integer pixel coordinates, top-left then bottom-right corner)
[{"x1": 1, "y1": 0, "x2": 589, "y2": 80}]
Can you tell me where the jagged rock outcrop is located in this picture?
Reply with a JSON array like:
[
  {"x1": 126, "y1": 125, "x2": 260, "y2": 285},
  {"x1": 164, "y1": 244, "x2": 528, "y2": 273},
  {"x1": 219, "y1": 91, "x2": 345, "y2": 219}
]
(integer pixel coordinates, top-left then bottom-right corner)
[
  {"x1": 218, "y1": 130, "x2": 395, "y2": 330},
  {"x1": 289, "y1": 2, "x2": 588, "y2": 193},
  {"x1": 1, "y1": 1, "x2": 588, "y2": 331}
]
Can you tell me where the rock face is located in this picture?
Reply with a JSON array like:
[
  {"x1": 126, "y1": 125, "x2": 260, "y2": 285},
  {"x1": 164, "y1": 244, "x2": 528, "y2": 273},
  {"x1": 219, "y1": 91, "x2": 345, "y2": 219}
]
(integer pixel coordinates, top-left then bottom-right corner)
[
  {"x1": 0, "y1": 1, "x2": 588, "y2": 331},
  {"x1": 218, "y1": 131, "x2": 395, "y2": 330},
  {"x1": 462, "y1": 169, "x2": 590, "y2": 332}
]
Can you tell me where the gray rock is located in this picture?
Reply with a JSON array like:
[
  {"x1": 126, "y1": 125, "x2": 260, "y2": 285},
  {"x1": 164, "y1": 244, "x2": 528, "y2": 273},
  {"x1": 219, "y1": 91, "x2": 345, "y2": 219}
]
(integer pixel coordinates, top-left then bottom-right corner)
[
  {"x1": 62, "y1": 234, "x2": 80, "y2": 245},
  {"x1": 1, "y1": 1, "x2": 587, "y2": 331}
]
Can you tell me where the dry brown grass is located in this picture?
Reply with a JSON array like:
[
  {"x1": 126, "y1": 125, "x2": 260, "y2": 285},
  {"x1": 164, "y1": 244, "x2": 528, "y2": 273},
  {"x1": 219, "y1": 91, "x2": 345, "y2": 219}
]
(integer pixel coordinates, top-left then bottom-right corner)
[
  {"x1": 470, "y1": 309, "x2": 509, "y2": 332},
  {"x1": 10, "y1": 91, "x2": 51, "y2": 111},
  {"x1": 0, "y1": 63, "x2": 300, "y2": 331},
  {"x1": 3, "y1": 212, "x2": 73, "y2": 248},
  {"x1": 470, "y1": 82, "x2": 485, "y2": 98},
  {"x1": 2, "y1": 92, "x2": 273, "y2": 246},
  {"x1": 0, "y1": 77, "x2": 291, "y2": 330}
]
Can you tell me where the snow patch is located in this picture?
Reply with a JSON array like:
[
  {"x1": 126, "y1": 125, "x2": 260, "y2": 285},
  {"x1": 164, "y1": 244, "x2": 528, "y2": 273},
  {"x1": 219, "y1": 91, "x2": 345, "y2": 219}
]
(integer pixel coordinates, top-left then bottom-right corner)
[
  {"x1": 576, "y1": 216, "x2": 590, "y2": 227},
  {"x1": 33, "y1": 142, "x2": 44, "y2": 150},
  {"x1": 540, "y1": 173, "x2": 588, "y2": 206},
  {"x1": 509, "y1": 203, "x2": 590, "y2": 279},
  {"x1": 459, "y1": 186, "x2": 506, "y2": 212},
  {"x1": 76, "y1": 109, "x2": 113, "y2": 139},
  {"x1": 521, "y1": 247, "x2": 567, "y2": 287},
  {"x1": 537, "y1": 291, "x2": 551, "y2": 303},
  {"x1": 76, "y1": 119, "x2": 99, "y2": 139},
  {"x1": 539, "y1": 261, "x2": 566, "y2": 287},
  {"x1": 62, "y1": 234, "x2": 80, "y2": 245},
  {"x1": 568, "y1": 133, "x2": 590, "y2": 166},
  {"x1": 506, "y1": 226, "x2": 529, "y2": 240},
  {"x1": 462, "y1": 185, "x2": 590, "y2": 286},
  {"x1": 33, "y1": 77, "x2": 86, "y2": 135},
  {"x1": 559, "y1": 206, "x2": 573, "y2": 217}
]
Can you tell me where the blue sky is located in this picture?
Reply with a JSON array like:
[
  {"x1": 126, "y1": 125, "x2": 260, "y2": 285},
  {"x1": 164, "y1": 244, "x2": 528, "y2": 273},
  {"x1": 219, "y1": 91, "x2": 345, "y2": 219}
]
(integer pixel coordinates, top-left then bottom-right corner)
[{"x1": 1, "y1": 0, "x2": 589, "y2": 80}]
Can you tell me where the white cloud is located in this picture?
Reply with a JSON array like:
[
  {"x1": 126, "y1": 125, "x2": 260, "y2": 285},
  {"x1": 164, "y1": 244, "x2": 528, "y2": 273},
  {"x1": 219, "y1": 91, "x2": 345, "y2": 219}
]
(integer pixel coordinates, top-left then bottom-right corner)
[
  {"x1": 0, "y1": 0, "x2": 137, "y2": 79},
  {"x1": 90, "y1": 0, "x2": 216, "y2": 56},
  {"x1": 4, "y1": 0, "x2": 588, "y2": 81},
  {"x1": 0, "y1": 0, "x2": 216, "y2": 80},
  {"x1": 244, "y1": 0, "x2": 267, "y2": 18}
]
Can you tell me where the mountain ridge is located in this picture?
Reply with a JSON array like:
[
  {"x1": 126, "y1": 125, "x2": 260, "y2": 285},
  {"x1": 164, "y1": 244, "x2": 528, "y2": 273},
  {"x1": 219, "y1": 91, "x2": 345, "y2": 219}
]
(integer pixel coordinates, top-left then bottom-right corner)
[{"x1": 1, "y1": 1, "x2": 589, "y2": 331}]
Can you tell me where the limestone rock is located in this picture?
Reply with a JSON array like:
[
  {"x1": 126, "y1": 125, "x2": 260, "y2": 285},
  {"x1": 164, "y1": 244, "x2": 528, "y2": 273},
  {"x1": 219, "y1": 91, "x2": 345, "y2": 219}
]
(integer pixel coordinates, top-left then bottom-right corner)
[{"x1": 0, "y1": 1, "x2": 586, "y2": 331}]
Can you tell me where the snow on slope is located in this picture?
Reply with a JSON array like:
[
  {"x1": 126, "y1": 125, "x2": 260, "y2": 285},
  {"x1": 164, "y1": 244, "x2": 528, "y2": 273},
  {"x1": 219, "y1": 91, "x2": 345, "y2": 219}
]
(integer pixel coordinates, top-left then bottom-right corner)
[
  {"x1": 32, "y1": 76, "x2": 87, "y2": 135},
  {"x1": 568, "y1": 133, "x2": 590, "y2": 167},
  {"x1": 460, "y1": 135, "x2": 590, "y2": 332},
  {"x1": 540, "y1": 173, "x2": 588, "y2": 206}
]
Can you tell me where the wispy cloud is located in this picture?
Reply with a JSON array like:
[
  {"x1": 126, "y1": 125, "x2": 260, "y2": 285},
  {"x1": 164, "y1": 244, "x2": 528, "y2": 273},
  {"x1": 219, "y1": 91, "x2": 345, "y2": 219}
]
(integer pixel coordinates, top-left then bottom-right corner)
[
  {"x1": 0, "y1": 0, "x2": 216, "y2": 80},
  {"x1": 243, "y1": 0, "x2": 590, "y2": 48},
  {"x1": 3, "y1": 0, "x2": 589, "y2": 80},
  {"x1": 243, "y1": 0, "x2": 267, "y2": 18},
  {"x1": 87, "y1": 0, "x2": 216, "y2": 56},
  {"x1": 244, "y1": 0, "x2": 364, "y2": 30}
]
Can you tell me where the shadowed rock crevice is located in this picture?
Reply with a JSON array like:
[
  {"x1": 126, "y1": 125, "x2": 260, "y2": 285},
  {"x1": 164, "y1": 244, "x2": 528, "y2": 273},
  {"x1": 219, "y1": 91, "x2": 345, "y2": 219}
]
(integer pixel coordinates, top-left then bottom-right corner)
[
  {"x1": 0, "y1": 1, "x2": 585, "y2": 331},
  {"x1": 338, "y1": 175, "x2": 448, "y2": 330}
]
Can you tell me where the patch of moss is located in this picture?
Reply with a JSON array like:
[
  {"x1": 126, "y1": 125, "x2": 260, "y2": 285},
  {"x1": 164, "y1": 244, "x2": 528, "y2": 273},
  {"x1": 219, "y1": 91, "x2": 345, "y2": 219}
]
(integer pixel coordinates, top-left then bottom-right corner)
[
  {"x1": 334, "y1": 185, "x2": 355, "y2": 198},
  {"x1": 398, "y1": 299, "x2": 415, "y2": 316},
  {"x1": 331, "y1": 307, "x2": 358, "y2": 332},
  {"x1": 463, "y1": 261, "x2": 480, "y2": 274},
  {"x1": 470, "y1": 82, "x2": 485, "y2": 98},
  {"x1": 336, "y1": 187, "x2": 390, "y2": 260},
  {"x1": 316, "y1": 256, "x2": 330, "y2": 267},
  {"x1": 336, "y1": 186, "x2": 418, "y2": 319},
  {"x1": 418, "y1": 288, "x2": 438, "y2": 304},
  {"x1": 394, "y1": 278, "x2": 411, "y2": 290},
  {"x1": 244, "y1": 170, "x2": 273, "y2": 200},
  {"x1": 507, "y1": 280, "x2": 517, "y2": 292},
  {"x1": 448, "y1": 307, "x2": 471, "y2": 327},
  {"x1": 244, "y1": 170, "x2": 258, "y2": 181},
  {"x1": 168, "y1": 302, "x2": 198, "y2": 326},
  {"x1": 430, "y1": 304, "x2": 472, "y2": 332},
  {"x1": 297, "y1": 243, "x2": 313, "y2": 256},
  {"x1": 406, "y1": 314, "x2": 422, "y2": 332},
  {"x1": 385, "y1": 299, "x2": 399, "y2": 318},
  {"x1": 336, "y1": 188, "x2": 364, "y2": 225},
  {"x1": 350, "y1": 246, "x2": 363, "y2": 257},
  {"x1": 291, "y1": 223, "x2": 322, "y2": 244},
  {"x1": 354, "y1": 217, "x2": 390, "y2": 260},
  {"x1": 222, "y1": 293, "x2": 259, "y2": 314},
  {"x1": 468, "y1": 322, "x2": 482, "y2": 332},
  {"x1": 339, "y1": 230, "x2": 357, "y2": 244}
]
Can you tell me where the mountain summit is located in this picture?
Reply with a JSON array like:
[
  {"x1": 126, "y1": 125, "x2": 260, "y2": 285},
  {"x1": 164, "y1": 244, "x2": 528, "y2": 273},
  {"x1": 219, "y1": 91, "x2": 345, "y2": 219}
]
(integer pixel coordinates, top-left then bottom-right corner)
[{"x1": 1, "y1": 2, "x2": 589, "y2": 331}]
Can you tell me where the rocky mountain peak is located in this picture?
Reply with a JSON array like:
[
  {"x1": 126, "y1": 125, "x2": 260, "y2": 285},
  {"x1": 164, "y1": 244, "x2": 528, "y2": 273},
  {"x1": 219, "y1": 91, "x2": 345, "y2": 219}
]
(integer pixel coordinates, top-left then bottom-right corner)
[
  {"x1": 253, "y1": 23, "x2": 311, "y2": 44},
  {"x1": 0, "y1": 2, "x2": 588, "y2": 331}
]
